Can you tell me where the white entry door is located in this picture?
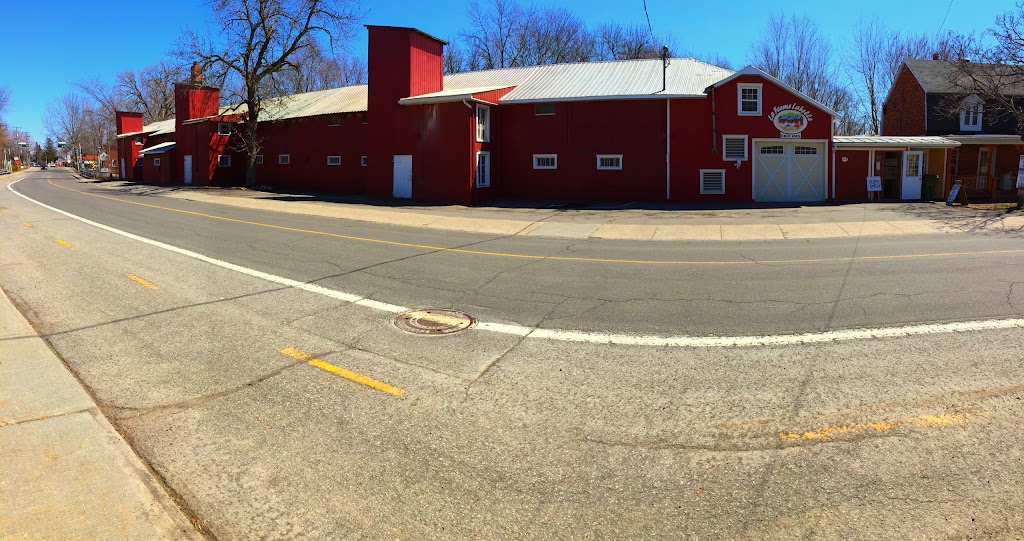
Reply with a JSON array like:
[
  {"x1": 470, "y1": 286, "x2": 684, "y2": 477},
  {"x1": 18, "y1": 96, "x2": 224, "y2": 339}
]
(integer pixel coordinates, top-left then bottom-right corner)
[
  {"x1": 753, "y1": 142, "x2": 826, "y2": 202},
  {"x1": 901, "y1": 151, "x2": 923, "y2": 200},
  {"x1": 183, "y1": 155, "x2": 193, "y2": 185},
  {"x1": 393, "y1": 155, "x2": 412, "y2": 198}
]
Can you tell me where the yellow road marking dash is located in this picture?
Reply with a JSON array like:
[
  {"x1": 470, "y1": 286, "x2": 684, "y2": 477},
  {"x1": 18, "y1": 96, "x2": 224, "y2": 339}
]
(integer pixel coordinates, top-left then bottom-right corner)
[
  {"x1": 279, "y1": 348, "x2": 406, "y2": 398},
  {"x1": 779, "y1": 412, "x2": 985, "y2": 443},
  {"x1": 127, "y1": 274, "x2": 159, "y2": 290},
  {"x1": 0, "y1": 207, "x2": 8, "y2": 213},
  {"x1": 23, "y1": 222, "x2": 31, "y2": 228},
  {"x1": 55, "y1": 239, "x2": 74, "y2": 250}
]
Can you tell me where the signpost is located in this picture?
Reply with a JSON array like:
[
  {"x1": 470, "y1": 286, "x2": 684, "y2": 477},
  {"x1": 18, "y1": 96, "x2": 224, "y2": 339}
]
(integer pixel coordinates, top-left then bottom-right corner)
[{"x1": 866, "y1": 176, "x2": 881, "y2": 201}]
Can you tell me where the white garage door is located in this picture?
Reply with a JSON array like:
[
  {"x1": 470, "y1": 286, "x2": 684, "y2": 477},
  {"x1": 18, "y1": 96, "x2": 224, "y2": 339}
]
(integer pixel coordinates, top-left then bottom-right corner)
[{"x1": 753, "y1": 142, "x2": 826, "y2": 202}]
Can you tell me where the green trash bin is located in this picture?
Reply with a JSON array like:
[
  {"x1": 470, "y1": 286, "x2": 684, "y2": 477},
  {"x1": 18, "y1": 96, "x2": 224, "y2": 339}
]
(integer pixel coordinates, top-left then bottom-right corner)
[{"x1": 922, "y1": 174, "x2": 939, "y2": 200}]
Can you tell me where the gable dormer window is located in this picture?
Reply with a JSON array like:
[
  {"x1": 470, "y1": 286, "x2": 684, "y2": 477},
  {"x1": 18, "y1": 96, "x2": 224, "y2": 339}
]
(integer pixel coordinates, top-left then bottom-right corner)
[
  {"x1": 960, "y1": 96, "x2": 983, "y2": 132},
  {"x1": 737, "y1": 83, "x2": 762, "y2": 116}
]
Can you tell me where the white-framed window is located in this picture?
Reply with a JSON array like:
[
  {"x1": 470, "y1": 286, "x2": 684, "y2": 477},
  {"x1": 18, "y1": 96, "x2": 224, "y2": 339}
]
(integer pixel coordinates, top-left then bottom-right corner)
[
  {"x1": 476, "y1": 104, "x2": 490, "y2": 142},
  {"x1": 760, "y1": 145, "x2": 784, "y2": 155},
  {"x1": 153, "y1": 157, "x2": 161, "y2": 167},
  {"x1": 475, "y1": 151, "x2": 490, "y2": 188},
  {"x1": 960, "y1": 96, "x2": 984, "y2": 131},
  {"x1": 978, "y1": 147, "x2": 991, "y2": 176},
  {"x1": 134, "y1": 136, "x2": 143, "y2": 145},
  {"x1": 596, "y1": 154, "x2": 623, "y2": 170},
  {"x1": 217, "y1": 154, "x2": 231, "y2": 167},
  {"x1": 327, "y1": 117, "x2": 341, "y2": 127},
  {"x1": 794, "y1": 146, "x2": 818, "y2": 155},
  {"x1": 700, "y1": 169, "x2": 726, "y2": 194},
  {"x1": 737, "y1": 83, "x2": 762, "y2": 115},
  {"x1": 217, "y1": 122, "x2": 231, "y2": 136},
  {"x1": 535, "y1": 103, "x2": 556, "y2": 115},
  {"x1": 361, "y1": 156, "x2": 367, "y2": 167},
  {"x1": 533, "y1": 154, "x2": 557, "y2": 169},
  {"x1": 327, "y1": 155, "x2": 342, "y2": 166},
  {"x1": 255, "y1": 154, "x2": 264, "y2": 165},
  {"x1": 722, "y1": 135, "x2": 748, "y2": 161},
  {"x1": 278, "y1": 154, "x2": 290, "y2": 165}
]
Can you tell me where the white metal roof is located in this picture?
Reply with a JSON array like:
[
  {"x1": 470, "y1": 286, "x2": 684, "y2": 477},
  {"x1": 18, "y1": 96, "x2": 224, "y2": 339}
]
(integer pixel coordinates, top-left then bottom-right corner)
[
  {"x1": 137, "y1": 141, "x2": 176, "y2": 155},
  {"x1": 424, "y1": 58, "x2": 732, "y2": 103},
  {"x1": 398, "y1": 85, "x2": 514, "y2": 105},
  {"x1": 943, "y1": 134, "x2": 1024, "y2": 145},
  {"x1": 834, "y1": 135, "x2": 961, "y2": 148},
  {"x1": 116, "y1": 118, "x2": 176, "y2": 139},
  {"x1": 259, "y1": 85, "x2": 368, "y2": 121}
]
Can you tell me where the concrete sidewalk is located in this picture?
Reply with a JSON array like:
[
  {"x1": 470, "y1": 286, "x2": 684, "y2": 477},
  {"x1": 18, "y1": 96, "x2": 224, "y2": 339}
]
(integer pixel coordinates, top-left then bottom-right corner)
[
  {"x1": 0, "y1": 287, "x2": 203, "y2": 540},
  {"x1": 77, "y1": 178, "x2": 1024, "y2": 241}
]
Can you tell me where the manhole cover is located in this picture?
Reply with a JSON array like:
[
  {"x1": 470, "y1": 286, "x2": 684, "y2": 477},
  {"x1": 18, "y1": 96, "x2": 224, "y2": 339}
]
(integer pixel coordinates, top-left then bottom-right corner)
[{"x1": 393, "y1": 309, "x2": 476, "y2": 335}]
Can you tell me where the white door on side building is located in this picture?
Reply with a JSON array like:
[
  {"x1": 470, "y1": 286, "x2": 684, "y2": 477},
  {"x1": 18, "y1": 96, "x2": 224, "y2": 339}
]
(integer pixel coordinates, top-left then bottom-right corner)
[
  {"x1": 183, "y1": 155, "x2": 193, "y2": 185},
  {"x1": 901, "y1": 151, "x2": 923, "y2": 200},
  {"x1": 393, "y1": 155, "x2": 412, "y2": 198},
  {"x1": 753, "y1": 142, "x2": 826, "y2": 202}
]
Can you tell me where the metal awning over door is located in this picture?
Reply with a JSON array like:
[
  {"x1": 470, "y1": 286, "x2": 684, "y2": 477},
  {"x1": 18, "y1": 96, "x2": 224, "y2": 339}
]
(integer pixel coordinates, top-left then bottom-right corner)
[{"x1": 753, "y1": 141, "x2": 826, "y2": 202}]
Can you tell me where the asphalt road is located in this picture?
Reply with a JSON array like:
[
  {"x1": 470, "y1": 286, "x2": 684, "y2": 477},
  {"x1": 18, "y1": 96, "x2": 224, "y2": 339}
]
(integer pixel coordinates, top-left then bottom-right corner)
[{"x1": 2, "y1": 169, "x2": 1024, "y2": 540}]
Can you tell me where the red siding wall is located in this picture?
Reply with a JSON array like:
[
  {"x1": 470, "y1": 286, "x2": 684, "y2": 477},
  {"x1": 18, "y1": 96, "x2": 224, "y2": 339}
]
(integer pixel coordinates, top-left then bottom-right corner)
[
  {"x1": 882, "y1": 66, "x2": 926, "y2": 136},
  {"x1": 834, "y1": 150, "x2": 870, "y2": 200},
  {"x1": 142, "y1": 150, "x2": 174, "y2": 184},
  {"x1": 115, "y1": 112, "x2": 145, "y2": 180},
  {"x1": 251, "y1": 114, "x2": 367, "y2": 192},
  {"x1": 498, "y1": 100, "x2": 666, "y2": 201},
  {"x1": 671, "y1": 75, "x2": 834, "y2": 202},
  {"x1": 366, "y1": 26, "x2": 445, "y2": 199}
]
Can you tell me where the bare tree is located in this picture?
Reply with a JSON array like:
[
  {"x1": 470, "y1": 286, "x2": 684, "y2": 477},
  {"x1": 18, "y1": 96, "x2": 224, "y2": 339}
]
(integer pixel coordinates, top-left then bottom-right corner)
[
  {"x1": 44, "y1": 93, "x2": 87, "y2": 156},
  {"x1": 849, "y1": 16, "x2": 886, "y2": 134},
  {"x1": 463, "y1": 0, "x2": 531, "y2": 69},
  {"x1": 274, "y1": 40, "x2": 366, "y2": 93},
  {"x1": 594, "y1": 23, "x2": 663, "y2": 60},
  {"x1": 444, "y1": 37, "x2": 467, "y2": 74},
  {"x1": 116, "y1": 61, "x2": 188, "y2": 122},
  {"x1": 0, "y1": 86, "x2": 10, "y2": 121},
  {"x1": 179, "y1": 0, "x2": 362, "y2": 187},
  {"x1": 520, "y1": 7, "x2": 594, "y2": 65}
]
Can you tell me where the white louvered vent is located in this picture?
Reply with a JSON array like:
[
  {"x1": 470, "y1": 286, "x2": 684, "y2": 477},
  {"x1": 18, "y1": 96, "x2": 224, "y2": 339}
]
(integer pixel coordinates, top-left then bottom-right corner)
[
  {"x1": 700, "y1": 169, "x2": 726, "y2": 194},
  {"x1": 723, "y1": 136, "x2": 747, "y2": 160}
]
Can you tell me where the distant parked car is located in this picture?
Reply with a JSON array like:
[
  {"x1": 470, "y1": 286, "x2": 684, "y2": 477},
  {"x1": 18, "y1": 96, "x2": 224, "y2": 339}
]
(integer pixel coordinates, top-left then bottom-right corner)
[
  {"x1": 0, "y1": 168, "x2": 10, "y2": 175},
  {"x1": 41, "y1": 164, "x2": 47, "y2": 170},
  {"x1": 99, "y1": 167, "x2": 110, "y2": 174}
]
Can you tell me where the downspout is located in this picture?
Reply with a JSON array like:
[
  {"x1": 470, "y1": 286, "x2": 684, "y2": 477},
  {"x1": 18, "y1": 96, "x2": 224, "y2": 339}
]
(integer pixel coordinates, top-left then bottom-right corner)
[
  {"x1": 463, "y1": 99, "x2": 476, "y2": 205},
  {"x1": 711, "y1": 87, "x2": 718, "y2": 155},
  {"x1": 666, "y1": 98, "x2": 671, "y2": 200}
]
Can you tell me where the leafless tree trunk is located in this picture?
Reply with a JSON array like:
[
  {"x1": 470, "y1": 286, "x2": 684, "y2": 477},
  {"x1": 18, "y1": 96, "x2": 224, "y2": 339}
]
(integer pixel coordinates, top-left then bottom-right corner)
[
  {"x1": 0, "y1": 86, "x2": 10, "y2": 120},
  {"x1": 849, "y1": 16, "x2": 886, "y2": 134},
  {"x1": 179, "y1": 0, "x2": 361, "y2": 187},
  {"x1": 44, "y1": 93, "x2": 87, "y2": 156},
  {"x1": 463, "y1": 0, "x2": 530, "y2": 69},
  {"x1": 444, "y1": 38, "x2": 467, "y2": 74},
  {"x1": 594, "y1": 23, "x2": 663, "y2": 60}
]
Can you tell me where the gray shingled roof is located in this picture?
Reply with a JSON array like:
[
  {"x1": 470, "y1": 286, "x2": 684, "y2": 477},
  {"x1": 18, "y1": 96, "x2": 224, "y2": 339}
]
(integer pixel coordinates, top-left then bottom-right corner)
[{"x1": 904, "y1": 59, "x2": 1024, "y2": 95}]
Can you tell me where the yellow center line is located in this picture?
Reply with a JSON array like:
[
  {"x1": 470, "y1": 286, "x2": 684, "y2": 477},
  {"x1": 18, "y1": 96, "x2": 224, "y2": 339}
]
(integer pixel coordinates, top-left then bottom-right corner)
[
  {"x1": 41, "y1": 178, "x2": 1024, "y2": 266},
  {"x1": 279, "y1": 348, "x2": 406, "y2": 398},
  {"x1": 23, "y1": 222, "x2": 31, "y2": 228},
  {"x1": 55, "y1": 239, "x2": 74, "y2": 250},
  {"x1": 127, "y1": 274, "x2": 159, "y2": 290},
  {"x1": 779, "y1": 411, "x2": 986, "y2": 443}
]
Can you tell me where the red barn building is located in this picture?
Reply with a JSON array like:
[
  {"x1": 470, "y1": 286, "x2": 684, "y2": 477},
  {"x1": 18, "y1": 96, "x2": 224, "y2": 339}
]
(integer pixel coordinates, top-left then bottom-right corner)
[{"x1": 115, "y1": 24, "x2": 860, "y2": 205}]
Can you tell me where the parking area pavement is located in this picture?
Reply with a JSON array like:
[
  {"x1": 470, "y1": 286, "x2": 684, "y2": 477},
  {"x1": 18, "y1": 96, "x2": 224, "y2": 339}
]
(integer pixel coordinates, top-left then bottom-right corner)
[{"x1": 68, "y1": 176, "x2": 1024, "y2": 241}]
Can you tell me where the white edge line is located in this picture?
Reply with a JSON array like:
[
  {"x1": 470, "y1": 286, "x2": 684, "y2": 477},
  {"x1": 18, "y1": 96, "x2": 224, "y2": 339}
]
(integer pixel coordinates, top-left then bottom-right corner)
[{"x1": 9, "y1": 177, "x2": 1024, "y2": 349}]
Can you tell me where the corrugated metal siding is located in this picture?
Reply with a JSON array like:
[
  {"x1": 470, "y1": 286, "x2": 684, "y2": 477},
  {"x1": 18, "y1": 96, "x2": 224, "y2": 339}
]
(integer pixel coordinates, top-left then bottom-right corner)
[
  {"x1": 259, "y1": 86, "x2": 369, "y2": 121},
  {"x1": 409, "y1": 32, "x2": 444, "y2": 97}
]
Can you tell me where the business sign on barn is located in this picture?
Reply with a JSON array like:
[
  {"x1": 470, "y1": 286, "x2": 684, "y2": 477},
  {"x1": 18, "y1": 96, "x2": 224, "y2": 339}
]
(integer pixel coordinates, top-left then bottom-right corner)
[{"x1": 770, "y1": 104, "x2": 813, "y2": 139}]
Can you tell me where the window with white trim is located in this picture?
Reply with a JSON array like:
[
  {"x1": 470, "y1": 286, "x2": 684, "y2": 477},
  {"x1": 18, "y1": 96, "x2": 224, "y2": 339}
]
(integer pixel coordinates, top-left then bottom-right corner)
[
  {"x1": 960, "y1": 96, "x2": 983, "y2": 131},
  {"x1": 327, "y1": 155, "x2": 342, "y2": 166},
  {"x1": 476, "y1": 151, "x2": 490, "y2": 187},
  {"x1": 153, "y1": 157, "x2": 161, "y2": 167},
  {"x1": 217, "y1": 123, "x2": 231, "y2": 136},
  {"x1": 737, "y1": 83, "x2": 762, "y2": 115},
  {"x1": 978, "y1": 147, "x2": 991, "y2": 176},
  {"x1": 217, "y1": 154, "x2": 231, "y2": 167},
  {"x1": 596, "y1": 154, "x2": 623, "y2": 170},
  {"x1": 134, "y1": 136, "x2": 143, "y2": 145},
  {"x1": 533, "y1": 154, "x2": 557, "y2": 169},
  {"x1": 722, "y1": 136, "x2": 748, "y2": 161},
  {"x1": 760, "y1": 145, "x2": 784, "y2": 155},
  {"x1": 361, "y1": 156, "x2": 367, "y2": 167},
  {"x1": 794, "y1": 146, "x2": 818, "y2": 155},
  {"x1": 476, "y1": 104, "x2": 490, "y2": 142},
  {"x1": 255, "y1": 154, "x2": 264, "y2": 165},
  {"x1": 700, "y1": 169, "x2": 726, "y2": 194},
  {"x1": 278, "y1": 154, "x2": 290, "y2": 165},
  {"x1": 535, "y1": 103, "x2": 556, "y2": 115}
]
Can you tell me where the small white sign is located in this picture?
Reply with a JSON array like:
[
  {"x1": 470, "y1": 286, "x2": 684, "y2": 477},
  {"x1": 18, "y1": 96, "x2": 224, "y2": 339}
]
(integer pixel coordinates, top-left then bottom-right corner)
[
  {"x1": 867, "y1": 176, "x2": 882, "y2": 192},
  {"x1": 780, "y1": 132, "x2": 801, "y2": 139}
]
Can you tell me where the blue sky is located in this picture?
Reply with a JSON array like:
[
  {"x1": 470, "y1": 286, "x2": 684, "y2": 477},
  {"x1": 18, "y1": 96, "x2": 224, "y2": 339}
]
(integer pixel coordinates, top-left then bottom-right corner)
[{"x1": 0, "y1": 0, "x2": 1003, "y2": 144}]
